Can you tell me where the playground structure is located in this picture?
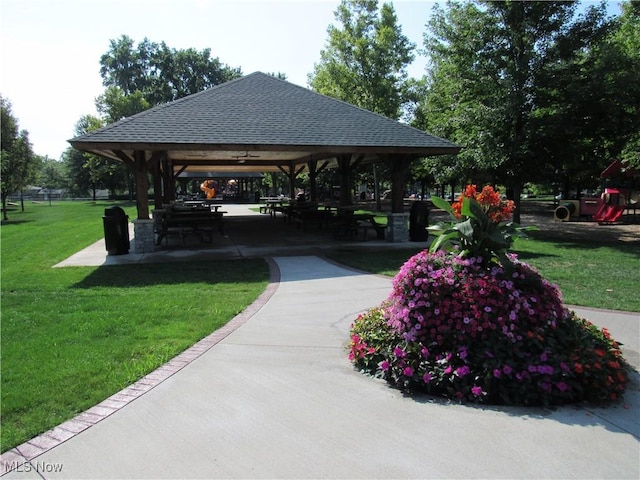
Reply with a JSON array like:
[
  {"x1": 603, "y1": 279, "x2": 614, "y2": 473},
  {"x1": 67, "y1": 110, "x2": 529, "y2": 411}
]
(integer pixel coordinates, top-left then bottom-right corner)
[{"x1": 553, "y1": 159, "x2": 639, "y2": 224}]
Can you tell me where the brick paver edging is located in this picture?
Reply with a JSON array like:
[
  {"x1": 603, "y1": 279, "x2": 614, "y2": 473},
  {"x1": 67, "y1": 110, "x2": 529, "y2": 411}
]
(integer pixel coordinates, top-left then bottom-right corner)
[{"x1": 0, "y1": 258, "x2": 280, "y2": 476}]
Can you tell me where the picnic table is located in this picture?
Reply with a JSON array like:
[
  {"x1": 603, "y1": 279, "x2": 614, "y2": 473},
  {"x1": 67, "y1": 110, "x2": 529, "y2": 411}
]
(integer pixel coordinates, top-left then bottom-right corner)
[{"x1": 154, "y1": 206, "x2": 226, "y2": 246}]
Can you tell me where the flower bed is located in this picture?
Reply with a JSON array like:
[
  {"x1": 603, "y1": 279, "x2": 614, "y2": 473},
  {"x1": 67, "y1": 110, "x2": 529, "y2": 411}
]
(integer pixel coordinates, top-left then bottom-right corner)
[{"x1": 348, "y1": 186, "x2": 630, "y2": 406}]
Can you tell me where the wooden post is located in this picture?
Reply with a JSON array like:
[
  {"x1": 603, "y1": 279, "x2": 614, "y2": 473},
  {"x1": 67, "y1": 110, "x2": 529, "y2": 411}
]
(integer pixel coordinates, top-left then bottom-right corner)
[
  {"x1": 134, "y1": 150, "x2": 149, "y2": 220},
  {"x1": 387, "y1": 155, "x2": 414, "y2": 213},
  {"x1": 308, "y1": 160, "x2": 318, "y2": 203}
]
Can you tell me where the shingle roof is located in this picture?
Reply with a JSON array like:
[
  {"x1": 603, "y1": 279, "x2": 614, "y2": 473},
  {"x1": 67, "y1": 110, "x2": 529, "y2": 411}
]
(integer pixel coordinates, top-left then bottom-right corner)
[{"x1": 69, "y1": 72, "x2": 459, "y2": 171}]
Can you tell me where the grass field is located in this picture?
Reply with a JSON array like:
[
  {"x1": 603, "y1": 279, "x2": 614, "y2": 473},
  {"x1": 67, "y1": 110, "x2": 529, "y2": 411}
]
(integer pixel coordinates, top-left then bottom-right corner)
[{"x1": 0, "y1": 201, "x2": 269, "y2": 452}]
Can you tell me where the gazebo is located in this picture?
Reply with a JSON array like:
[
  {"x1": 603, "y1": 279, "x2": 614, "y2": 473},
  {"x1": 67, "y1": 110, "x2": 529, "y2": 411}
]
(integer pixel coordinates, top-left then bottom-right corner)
[{"x1": 69, "y1": 72, "x2": 459, "y2": 251}]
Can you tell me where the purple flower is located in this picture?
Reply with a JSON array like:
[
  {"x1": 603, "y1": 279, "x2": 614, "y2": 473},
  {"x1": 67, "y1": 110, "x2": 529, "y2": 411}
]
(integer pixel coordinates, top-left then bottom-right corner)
[
  {"x1": 403, "y1": 366, "x2": 414, "y2": 377},
  {"x1": 380, "y1": 360, "x2": 390, "y2": 371},
  {"x1": 455, "y1": 365, "x2": 471, "y2": 377},
  {"x1": 503, "y1": 365, "x2": 513, "y2": 375},
  {"x1": 471, "y1": 386, "x2": 483, "y2": 396},
  {"x1": 423, "y1": 373, "x2": 432, "y2": 383},
  {"x1": 555, "y1": 381, "x2": 570, "y2": 392},
  {"x1": 493, "y1": 369, "x2": 502, "y2": 378},
  {"x1": 393, "y1": 347, "x2": 406, "y2": 358}
]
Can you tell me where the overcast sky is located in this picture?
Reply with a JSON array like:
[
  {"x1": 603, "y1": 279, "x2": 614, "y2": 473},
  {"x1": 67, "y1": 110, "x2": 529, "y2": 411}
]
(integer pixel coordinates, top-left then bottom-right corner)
[{"x1": 0, "y1": 0, "x2": 614, "y2": 160}]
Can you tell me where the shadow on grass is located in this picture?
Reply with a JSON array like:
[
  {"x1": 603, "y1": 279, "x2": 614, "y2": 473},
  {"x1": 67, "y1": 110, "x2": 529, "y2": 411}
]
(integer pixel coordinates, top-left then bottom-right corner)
[
  {"x1": 72, "y1": 259, "x2": 270, "y2": 289},
  {"x1": 528, "y1": 232, "x2": 640, "y2": 259},
  {"x1": 0, "y1": 219, "x2": 34, "y2": 226}
]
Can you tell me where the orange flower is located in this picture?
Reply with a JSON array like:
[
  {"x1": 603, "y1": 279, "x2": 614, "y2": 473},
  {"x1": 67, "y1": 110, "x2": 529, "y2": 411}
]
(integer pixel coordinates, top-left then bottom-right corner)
[{"x1": 453, "y1": 185, "x2": 514, "y2": 223}]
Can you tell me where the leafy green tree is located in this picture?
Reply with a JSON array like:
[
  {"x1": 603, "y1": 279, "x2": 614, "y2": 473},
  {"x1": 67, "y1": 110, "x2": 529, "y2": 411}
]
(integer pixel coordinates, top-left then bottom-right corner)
[
  {"x1": 309, "y1": 0, "x2": 415, "y2": 119},
  {"x1": 77, "y1": 115, "x2": 125, "y2": 200},
  {"x1": 533, "y1": 1, "x2": 640, "y2": 197},
  {"x1": 61, "y1": 146, "x2": 92, "y2": 198},
  {"x1": 613, "y1": 1, "x2": 640, "y2": 168},
  {"x1": 416, "y1": 0, "x2": 624, "y2": 221},
  {"x1": 99, "y1": 35, "x2": 242, "y2": 107},
  {"x1": 1, "y1": 96, "x2": 39, "y2": 220},
  {"x1": 95, "y1": 86, "x2": 150, "y2": 123},
  {"x1": 309, "y1": 0, "x2": 415, "y2": 205},
  {"x1": 39, "y1": 156, "x2": 67, "y2": 190}
]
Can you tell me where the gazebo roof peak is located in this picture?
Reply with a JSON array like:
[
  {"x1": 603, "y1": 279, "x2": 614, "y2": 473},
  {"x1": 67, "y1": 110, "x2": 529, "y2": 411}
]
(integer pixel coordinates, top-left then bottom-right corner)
[{"x1": 69, "y1": 71, "x2": 459, "y2": 169}]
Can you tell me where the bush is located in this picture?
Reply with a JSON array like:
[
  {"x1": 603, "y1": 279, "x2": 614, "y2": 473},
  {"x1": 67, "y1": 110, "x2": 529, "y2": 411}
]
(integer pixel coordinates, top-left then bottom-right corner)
[{"x1": 349, "y1": 250, "x2": 630, "y2": 406}]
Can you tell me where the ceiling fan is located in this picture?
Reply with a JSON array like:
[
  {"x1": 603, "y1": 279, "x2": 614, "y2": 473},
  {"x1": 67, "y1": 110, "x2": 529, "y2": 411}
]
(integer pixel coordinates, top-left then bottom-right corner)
[{"x1": 233, "y1": 151, "x2": 260, "y2": 163}]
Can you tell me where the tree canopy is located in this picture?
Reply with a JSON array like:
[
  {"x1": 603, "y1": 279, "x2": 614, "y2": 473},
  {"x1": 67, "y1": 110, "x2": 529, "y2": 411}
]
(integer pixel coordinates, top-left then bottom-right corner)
[
  {"x1": 414, "y1": 0, "x2": 639, "y2": 220},
  {"x1": 99, "y1": 35, "x2": 242, "y2": 108},
  {"x1": 309, "y1": 0, "x2": 415, "y2": 120},
  {"x1": 1, "y1": 96, "x2": 39, "y2": 220}
]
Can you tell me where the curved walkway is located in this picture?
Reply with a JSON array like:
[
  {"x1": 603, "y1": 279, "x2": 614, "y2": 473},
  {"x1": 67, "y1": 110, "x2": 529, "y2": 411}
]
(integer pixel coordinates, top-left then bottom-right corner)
[{"x1": 2, "y1": 256, "x2": 639, "y2": 479}]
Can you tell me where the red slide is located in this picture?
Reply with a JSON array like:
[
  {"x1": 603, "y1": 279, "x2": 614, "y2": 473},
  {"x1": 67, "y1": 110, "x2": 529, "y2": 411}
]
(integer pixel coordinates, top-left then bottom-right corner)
[{"x1": 594, "y1": 203, "x2": 625, "y2": 223}]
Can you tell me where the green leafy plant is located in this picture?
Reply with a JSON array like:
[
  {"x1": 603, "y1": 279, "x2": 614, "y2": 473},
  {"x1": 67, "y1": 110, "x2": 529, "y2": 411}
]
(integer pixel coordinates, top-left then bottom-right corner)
[{"x1": 428, "y1": 185, "x2": 535, "y2": 270}]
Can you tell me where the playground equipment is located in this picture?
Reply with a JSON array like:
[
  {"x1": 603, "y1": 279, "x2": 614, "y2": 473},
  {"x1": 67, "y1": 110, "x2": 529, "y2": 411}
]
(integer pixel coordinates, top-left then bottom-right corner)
[
  {"x1": 594, "y1": 160, "x2": 639, "y2": 224},
  {"x1": 553, "y1": 198, "x2": 604, "y2": 222},
  {"x1": 594, "y1": 187, "x2": 626, "y2": 223},
  {"x1": 553, "y1": 159, "x2": 638, "y2": 223}
]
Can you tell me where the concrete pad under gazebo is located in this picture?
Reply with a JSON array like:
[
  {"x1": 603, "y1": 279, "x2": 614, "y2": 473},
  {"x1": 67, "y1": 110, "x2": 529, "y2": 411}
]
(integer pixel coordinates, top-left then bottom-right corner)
[{"x1": 69, "y1": 72, "x2": 459, "y2": 252}]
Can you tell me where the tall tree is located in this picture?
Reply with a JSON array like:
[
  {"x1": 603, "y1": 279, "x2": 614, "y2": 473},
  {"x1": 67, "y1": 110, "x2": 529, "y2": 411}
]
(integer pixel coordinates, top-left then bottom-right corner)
[
  {"x1": 417, "y1": 1, "x2": 619, "y2": 221},
  {"x1": 532, "y1": 1, "x2": 640, "y2": 197},
  {"x1": 99, "y1": 35, "x2": 242, "y2": 107},
  {"x1": 309, "y1": 0, "x2": 415, "y2": 119},
  {"x1": 613, "y1": 1, "x2": 640, "y2": 168},
  {"x1": 1, "y1": 96, "x2": 39, "y2": 220},
  {"x1": 309, "y1": 0, "x2": 415, "y2": 206},
  {"x1": 38, "y1": 156, "x2": 66, "y2": 204}
]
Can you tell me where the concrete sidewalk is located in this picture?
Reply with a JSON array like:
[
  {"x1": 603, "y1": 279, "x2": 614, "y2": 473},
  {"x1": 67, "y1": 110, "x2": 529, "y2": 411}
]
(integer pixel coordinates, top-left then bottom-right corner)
[{"x1": 2, "y1": 255, "x2": 639, "y2": 479}]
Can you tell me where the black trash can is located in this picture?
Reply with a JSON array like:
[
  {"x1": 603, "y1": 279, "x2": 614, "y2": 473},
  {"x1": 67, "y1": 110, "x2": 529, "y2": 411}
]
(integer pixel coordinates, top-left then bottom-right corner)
[
  {"x1": 103, "y1": 206, "x2": 130, "y2": 255},
  {"x1": 409, "y1": 201, "x2": 430, "y2": 242}
]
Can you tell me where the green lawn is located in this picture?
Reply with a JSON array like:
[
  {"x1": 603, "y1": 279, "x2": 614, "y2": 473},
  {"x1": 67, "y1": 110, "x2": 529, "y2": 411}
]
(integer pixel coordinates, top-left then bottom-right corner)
[
  {"x1": 325, "y1": 237, "x2": 640, "y2": 312},
  {"x1": 0, "y1": 201, "x2": 269, "y2": 452}
]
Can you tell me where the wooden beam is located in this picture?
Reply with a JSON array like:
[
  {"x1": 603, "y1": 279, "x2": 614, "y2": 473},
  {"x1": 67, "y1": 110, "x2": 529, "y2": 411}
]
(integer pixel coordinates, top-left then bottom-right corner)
[{"x1": 112, "y1": 150, "x2": 135, "y2": 166}]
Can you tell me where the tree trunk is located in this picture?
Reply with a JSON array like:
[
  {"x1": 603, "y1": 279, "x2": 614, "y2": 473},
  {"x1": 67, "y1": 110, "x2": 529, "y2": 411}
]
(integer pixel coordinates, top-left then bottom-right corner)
[{"x1": 2, "y1": 195, "x2": 8, "y2": 221}]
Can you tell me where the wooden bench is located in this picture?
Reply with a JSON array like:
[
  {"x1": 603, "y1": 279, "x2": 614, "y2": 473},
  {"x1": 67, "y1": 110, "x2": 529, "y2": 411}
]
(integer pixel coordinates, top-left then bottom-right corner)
[{"x1": 154, "y1": 208, "x2": 225, "y2": 246}]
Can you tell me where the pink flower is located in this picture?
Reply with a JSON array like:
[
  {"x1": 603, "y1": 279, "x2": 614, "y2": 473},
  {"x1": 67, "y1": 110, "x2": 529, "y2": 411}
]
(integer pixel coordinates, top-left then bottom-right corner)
[
  {"x1": 403, "y1": 366, "x2": 414, "y2": 377},
  {"x1": 393, "y1": 347, "x2": 406, "y2": 358},
  {"x1": 471, "y1": 386, "x2": 483, "y2": 396},
  {"x1": 423, "y1": 372, "x2": 432, "y2": 383}
]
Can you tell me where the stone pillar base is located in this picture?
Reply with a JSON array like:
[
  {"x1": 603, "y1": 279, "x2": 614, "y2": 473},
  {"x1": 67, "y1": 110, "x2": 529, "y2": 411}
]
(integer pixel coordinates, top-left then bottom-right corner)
[
  {"x1": 386, "y1": 213, "x2": 409, "y2": 243},
  {"x1": 133, "y1": 219, "x2": 156, "y2": 253}
]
